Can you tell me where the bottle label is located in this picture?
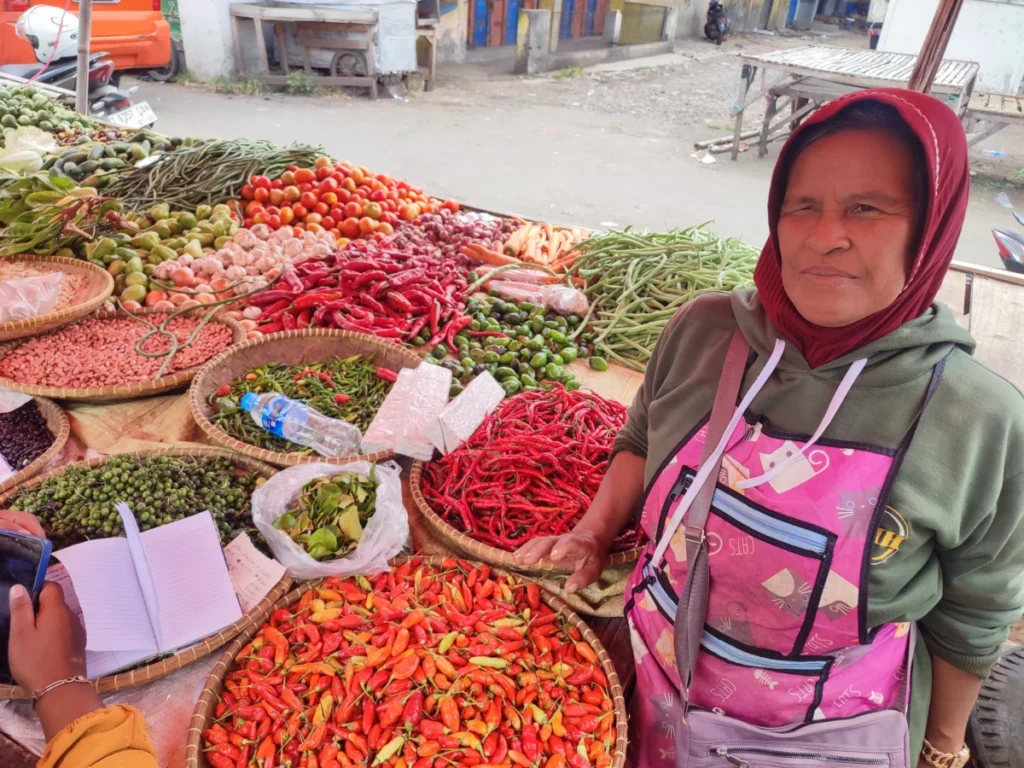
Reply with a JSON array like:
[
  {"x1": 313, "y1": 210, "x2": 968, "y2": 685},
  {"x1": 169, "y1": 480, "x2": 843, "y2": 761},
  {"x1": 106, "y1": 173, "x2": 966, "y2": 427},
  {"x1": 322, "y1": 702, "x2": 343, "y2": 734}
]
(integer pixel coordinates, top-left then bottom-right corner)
[{"x1": 260, "y1": 396, "x2": 308, "y2": 438}]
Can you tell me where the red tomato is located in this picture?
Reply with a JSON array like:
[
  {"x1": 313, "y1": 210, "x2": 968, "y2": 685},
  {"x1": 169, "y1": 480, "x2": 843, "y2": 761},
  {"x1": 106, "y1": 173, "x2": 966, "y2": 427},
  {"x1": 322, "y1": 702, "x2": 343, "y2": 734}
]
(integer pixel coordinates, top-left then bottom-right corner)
[
  {"x1": 330, "y1": 228, "x2": 341, "y2": 240},
  {"x1": 321, "y1": 216, "x2": 336, "y2": 230},
  {"x1": 266, "y1": 205, "x2": 280, "y2": 216},
  {"x1": 442, "y1": 199, "x2": 460, "y2": 213},
  {"x1": 313, "y1": 202, "x2": 329, "y2": 216},
  {"x1": 245, "y1": 200, "x2": 266, "y2": 218},
  {"x1": 399, "y1": 204, "x2": 419, "y2": 222},
  {"x1": 300, "y1": 191, "x2": 319, "y2": 209},
  {"x1": 291, "y1": 203, "x2": 308, "y2": 219},
  {"x1": 381, "y1": 211, "x2": 398, "y2": 225},
  {"x1": 314, "y1": 157, "x2": 331, "y2": 169},
  {"x1": 253, "y1": 211, "x2": 269, "y2": 225},
  {"x1": 356, "y1": 186, "x2": 372, "y2": 198},
  {"x1": 377, "y1": 174, "x2": 394, "y2": 188},
  {"x1": 341, "y1": 178, "x2": 357, "y2": 193},
  {"x1": 337, "y1": 189, "x2": 352, "y2": 204},
  {"x1": 316, "y1": 166, "x2": 332, "y2": 181},
  {"x1": 287, "y1": 165, "x2": 299, "y2": 173},
  {"x1": 341, "y1": 217, "x2": 361, "y2": 238},
  {"x1": 350, "y1": 168, "x2": 366, "y2": 184},
  {"x1": 271, "y1": 179, "x2": 283, "y2": 189},
  {"x1": 343, "y1": 201, "x2": 362, "y2": 218},
  {"x1": 294, "y1": 168, "x2": 317, "y2": 184},
  {"x1": 283, "y1": 186, "x2": 301, "y2": 203},
  {"x1": 320, "y1": 191, "x2": 338, "y2": 207},
  {"x1": 319, "y1": 178, "x2": 339, "y2": 194},
  {"x1": 330, "y1": 206, "x2": 345, "y2": 221},
  {"x1": 298, "y1": 182, "x2": 313, "y2": 194},
  {"x1": 331, "y1": 171, "x2": 345, "y2": 183},
  {"x1": 280, "y1": 171, "x2": 296, "y2": 186},
  {"x1": 240, "y1": 184, "x2": 255, "y2": 201},
  {"x1": 243, "y1": 217, "x2": 254, "y2": 228},
  {"x1": 254, "y1": 187, "x2": 270, "y2": 203},
  {"x1": 307, "y1": 222, "x2": 324, "y2": 233},
  {"x1": 279, "y1": 207, "x2": 296, "y2": 225},
  {"x1": 305, "y1": 212, "x2": 323, "y2": 226},
  {"x1": 363, "y1": 201, "x2": 382, "y2": 220},
  {"x1": 358, "y1": 217, "x2": 377, "y2": 234},
  {"x1": 251, "y1": 175, "x2": 272, "y2": 189},
  {"x1": 269, "y1": 188, "x2": 285, "y2": 206},
  {"x1": 369, "y1": 189, "x2": 386, "y2": 203},
  {"x1": 377, "y1": 222, "x2": 394, "y2": 236},
  {"x1": 268, "y1": 214, "x2": 282, "y2": 229}
]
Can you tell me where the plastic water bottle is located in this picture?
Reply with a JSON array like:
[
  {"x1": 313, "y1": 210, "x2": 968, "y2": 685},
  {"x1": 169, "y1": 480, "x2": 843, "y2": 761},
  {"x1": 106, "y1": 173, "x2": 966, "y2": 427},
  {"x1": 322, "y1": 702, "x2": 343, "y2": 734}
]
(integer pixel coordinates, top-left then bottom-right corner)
[
  {"x1": 982, "y1": 150, "x2": 1007, "y2": 158},
  {"x1": 240, "y1": 393, "x2": 361, "y2": 458}
]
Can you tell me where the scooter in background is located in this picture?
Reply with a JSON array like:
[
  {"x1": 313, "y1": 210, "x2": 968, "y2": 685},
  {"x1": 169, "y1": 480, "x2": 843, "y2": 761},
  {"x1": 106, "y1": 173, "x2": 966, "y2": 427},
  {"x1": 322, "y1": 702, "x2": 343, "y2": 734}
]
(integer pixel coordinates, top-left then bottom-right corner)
[
  {"x1": 705, "y1": 0, "x2": 729, "y2": 45},
  {"x1": 993, "y1": 211, "x2": 1024, "y2": 275}
]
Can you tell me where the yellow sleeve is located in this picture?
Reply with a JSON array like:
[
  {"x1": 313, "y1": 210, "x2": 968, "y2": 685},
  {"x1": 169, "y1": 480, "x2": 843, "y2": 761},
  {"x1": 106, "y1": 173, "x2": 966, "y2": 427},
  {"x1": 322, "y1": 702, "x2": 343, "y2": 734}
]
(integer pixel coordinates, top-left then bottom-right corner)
[{"x1": 37, "y1": 705, "x2": 159, "y2": 768}]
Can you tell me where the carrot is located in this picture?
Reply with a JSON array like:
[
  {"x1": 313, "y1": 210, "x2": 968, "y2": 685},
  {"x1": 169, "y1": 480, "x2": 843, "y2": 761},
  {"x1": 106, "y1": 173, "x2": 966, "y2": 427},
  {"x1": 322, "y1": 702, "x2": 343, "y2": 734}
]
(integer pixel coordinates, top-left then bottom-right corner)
[
  {"x1": 547, "y1": 230, "x2": 563, "y2": 261},
  {"x1": 461, "y1": 244, "x2": 520, "y2": 267},
  {"x1": 504, "y1": 226, "x2": 528, "y2": 256}
]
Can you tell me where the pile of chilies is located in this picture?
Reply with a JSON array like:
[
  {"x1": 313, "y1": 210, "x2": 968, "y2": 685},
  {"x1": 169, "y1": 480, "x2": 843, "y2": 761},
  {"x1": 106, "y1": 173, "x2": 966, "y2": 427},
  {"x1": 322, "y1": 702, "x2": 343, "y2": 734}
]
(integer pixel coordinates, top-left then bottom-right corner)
[
  {"x1": 251, "y1": 236, "x2": 471, "y2": 347},
  {"x1": 202, "y1": 559, "x2": 619, "y2": 768},
  {"x1": 422, "y1": 388, "x2": 644, "y2": 553}
]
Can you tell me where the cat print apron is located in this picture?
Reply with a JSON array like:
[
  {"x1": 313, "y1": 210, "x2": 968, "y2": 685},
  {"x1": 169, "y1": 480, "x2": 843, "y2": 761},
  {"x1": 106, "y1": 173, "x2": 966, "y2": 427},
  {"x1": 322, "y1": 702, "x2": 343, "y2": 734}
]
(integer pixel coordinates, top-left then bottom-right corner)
[{"x1": 624, "y1": 341, "x2": 943, "y2": 768}]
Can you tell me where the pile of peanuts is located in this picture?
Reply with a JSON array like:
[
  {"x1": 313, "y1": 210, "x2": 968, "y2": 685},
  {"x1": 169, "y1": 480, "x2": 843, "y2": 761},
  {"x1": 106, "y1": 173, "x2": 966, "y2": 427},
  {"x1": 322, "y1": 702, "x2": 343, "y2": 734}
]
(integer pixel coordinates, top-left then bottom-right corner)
[
  {"x1": 0, "y1": 314, "x2": 234, "y2": 389},
  {"x1": 0, "y1": 262, "x2": 86, "y2": 312}
]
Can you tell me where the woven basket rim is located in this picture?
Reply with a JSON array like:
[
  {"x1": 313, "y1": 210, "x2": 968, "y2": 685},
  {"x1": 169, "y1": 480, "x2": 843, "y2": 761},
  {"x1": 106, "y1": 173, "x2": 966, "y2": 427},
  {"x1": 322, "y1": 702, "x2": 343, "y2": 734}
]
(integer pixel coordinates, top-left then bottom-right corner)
[
  {"x1": 185, "y1": 556, "x2": 628, "y2": 768},
  {"x1": 0, "y1": 396, "x2": 71, "y2": 495},
  {"x1": 0, "y1": 255, "x2": 114, "y2": 341},
  {"x1": 0, "y1": 445, "x2": 286, "y2": 699},
  {"x1": 189, "y1": 328, "x2": 424, "y2": 468},
  {"x1": 409, "y1": 460, "x2": 642, "y2": 573},
  {"x1": 0, "y1": 307, "x2": 245, "y2": 402}
]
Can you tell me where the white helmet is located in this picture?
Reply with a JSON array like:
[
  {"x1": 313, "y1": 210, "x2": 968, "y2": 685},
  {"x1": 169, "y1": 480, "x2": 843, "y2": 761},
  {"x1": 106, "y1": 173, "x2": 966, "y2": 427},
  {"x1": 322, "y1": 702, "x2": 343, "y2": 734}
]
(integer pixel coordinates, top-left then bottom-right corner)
[{"x1": 16, "y1": 6, "x2": 79, "y2": 65}]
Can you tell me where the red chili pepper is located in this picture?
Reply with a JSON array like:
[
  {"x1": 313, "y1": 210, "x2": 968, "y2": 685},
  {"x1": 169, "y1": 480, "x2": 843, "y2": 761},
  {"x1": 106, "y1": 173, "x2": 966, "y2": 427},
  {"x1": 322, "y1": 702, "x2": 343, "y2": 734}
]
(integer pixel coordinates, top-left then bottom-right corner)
[{"x1": 375, "y1": 367, "x2": 398, "y2": 383}]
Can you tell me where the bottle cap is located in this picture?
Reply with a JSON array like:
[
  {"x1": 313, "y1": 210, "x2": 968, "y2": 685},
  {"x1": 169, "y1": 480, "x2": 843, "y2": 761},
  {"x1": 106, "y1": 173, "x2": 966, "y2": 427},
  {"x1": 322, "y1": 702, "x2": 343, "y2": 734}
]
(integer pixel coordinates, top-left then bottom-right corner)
[{"x1": 240, "y1": 392, "x2": 257, "y2": 411}]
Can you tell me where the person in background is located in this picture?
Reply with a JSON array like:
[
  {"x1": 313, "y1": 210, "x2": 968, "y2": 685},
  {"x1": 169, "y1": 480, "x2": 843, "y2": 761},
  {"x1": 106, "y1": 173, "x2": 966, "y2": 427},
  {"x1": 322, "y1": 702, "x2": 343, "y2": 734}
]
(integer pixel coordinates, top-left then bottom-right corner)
[{"x1": 1, "y1": 510, "x2": 158, "y2": 768}]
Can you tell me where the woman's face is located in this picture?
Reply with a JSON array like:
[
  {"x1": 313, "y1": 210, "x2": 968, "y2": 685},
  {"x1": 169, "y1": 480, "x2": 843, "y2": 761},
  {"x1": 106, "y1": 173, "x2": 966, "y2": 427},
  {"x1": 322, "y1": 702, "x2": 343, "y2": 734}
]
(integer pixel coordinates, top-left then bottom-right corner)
[{"x1": 777, "y1": 127, "x2": 918, "y2": 328}]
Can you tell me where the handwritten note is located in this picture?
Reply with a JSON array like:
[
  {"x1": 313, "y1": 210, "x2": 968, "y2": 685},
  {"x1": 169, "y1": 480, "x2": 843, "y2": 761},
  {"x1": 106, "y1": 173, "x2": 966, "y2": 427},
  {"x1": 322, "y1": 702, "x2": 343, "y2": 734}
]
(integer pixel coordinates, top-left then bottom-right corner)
[{"x1": 224, "y1": 534, "x2": 286, "y2": 613}]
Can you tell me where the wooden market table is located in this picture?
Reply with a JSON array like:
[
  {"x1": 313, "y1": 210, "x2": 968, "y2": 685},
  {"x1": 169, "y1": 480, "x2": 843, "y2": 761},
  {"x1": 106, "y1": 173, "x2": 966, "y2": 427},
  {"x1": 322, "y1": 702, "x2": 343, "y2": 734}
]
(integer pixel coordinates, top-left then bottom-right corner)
[
  {"x1": 964, "y1": 91, "x2": 1024, "y2": 148},
  {"x1": 727, "y1": 46, "x2": 979, "y2": 160},
  {"x1": 230, "y1": 2, "x2": 380, "y2": 98}
]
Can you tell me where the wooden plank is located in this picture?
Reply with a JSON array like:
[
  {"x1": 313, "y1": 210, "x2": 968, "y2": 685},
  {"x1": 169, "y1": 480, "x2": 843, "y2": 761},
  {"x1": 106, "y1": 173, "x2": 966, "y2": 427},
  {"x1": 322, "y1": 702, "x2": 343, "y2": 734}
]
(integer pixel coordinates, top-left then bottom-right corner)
[
  {"x1": 258, "y1": 73, "x2": 376, "y2": 87},
  {"x1": 936, "y1": 268, "x2": 969, "y2": 328},
  {"x1": 275, "y1": 21, "x2": 290, "y2": 75},
  {"x1": 951, "y1": 259, "x2": 1024, "y2": 288},
  {"x1": 231, "y1": 14, "x2": 247, "y2": 76},
  {"x1": 296, "y1": 33, "x2": 371, "y2": 51},
  {"x1": 232, "y1": 3, "x2": 378, "y2": 24},
  {"x1": 967, "y1": 275, "x2": 1024, "y2": 390}
]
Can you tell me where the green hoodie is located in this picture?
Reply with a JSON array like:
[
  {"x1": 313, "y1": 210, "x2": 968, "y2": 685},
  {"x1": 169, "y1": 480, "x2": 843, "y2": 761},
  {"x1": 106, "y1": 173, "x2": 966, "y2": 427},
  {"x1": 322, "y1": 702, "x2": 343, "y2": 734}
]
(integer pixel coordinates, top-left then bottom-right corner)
[{"x1": 614, "y1": 289, "x2": 1024, "y2": 757}]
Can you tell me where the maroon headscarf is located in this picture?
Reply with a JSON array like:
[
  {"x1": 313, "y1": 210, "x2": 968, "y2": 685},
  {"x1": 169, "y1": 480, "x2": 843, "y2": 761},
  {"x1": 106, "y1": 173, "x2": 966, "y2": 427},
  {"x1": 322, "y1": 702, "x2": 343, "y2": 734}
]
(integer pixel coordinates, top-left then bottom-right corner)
[{"x1": 753, "y1": 87, "x2": 970, "y2": 369}]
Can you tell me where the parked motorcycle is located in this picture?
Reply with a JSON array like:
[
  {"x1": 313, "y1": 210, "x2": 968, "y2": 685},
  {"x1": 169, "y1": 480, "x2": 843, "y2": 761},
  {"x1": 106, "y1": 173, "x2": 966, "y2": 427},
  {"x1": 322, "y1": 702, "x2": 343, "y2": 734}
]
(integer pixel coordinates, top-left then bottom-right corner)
[
  {"x1": 994, "y1": 224, "x2": 1024, "y2": 275},
  {"x1": 0, "y1": 7, "x2": 137, "y2": 120},
  {"x1": 705, "y1": 0, "x2": 729, "y2": 45}
]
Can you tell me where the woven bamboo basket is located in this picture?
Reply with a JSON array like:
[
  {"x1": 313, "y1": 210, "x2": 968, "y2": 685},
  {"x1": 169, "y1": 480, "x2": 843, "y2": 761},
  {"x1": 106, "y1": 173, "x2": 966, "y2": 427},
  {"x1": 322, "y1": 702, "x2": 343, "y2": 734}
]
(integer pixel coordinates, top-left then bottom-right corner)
[
  {"x1": 0, "y1": 307, "x2": 245, "y2": 403},
  {"x1": 0, "y1": 396, "x2": 70, "y2": 494},
  {"x1": 0, "y1": 256, "x2": 114, "y2": 342},
  {"x1": 409, "y1": 460, "x2": 643, "y2": 575},
  {"x1": 185, "y1": 556, "x2": 628, "y2": 768},
  {"x1": 189, "y1": 329, "x2": 424, "y2": 468},
  {"x1": 0, "y1": 445, "x2": 290, "y2": 699}
]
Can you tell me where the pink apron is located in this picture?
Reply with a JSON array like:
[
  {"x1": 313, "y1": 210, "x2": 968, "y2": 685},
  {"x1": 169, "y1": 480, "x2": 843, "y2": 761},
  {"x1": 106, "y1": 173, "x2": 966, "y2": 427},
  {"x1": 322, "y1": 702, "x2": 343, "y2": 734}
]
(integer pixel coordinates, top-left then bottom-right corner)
[{"x1": 623, "y1": 348, "x2": 942, "y2": 768}]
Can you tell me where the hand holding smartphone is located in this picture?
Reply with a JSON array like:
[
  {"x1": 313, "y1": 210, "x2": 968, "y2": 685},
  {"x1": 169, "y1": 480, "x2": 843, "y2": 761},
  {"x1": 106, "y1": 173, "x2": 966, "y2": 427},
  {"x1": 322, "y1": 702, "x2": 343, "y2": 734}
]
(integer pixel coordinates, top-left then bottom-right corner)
[{"x1": 0, "y1": 528, "x2": 51, "y2": 686}]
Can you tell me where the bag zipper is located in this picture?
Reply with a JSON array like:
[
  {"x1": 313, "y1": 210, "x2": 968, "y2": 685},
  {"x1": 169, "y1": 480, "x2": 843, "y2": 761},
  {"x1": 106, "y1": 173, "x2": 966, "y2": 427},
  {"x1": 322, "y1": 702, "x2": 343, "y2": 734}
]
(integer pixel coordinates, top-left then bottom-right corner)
[
  {"x1": 707, "y1": 481, "x2": 829, "y2": 555},
  {"x1": 702, "y1": 631, "x2": 828, "y2": 673},
  {"x1": 712, "y1": 747, "x2": 889, "y2": 766}
]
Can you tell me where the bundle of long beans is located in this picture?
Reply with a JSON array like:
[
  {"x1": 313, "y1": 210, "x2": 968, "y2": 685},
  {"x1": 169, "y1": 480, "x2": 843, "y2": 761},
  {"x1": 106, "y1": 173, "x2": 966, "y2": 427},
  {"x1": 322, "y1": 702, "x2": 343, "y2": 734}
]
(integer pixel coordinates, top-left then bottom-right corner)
[
  {"x1": 568, "y1": 225, "x2": 758, "y2": 371},
  {"x1": 104, "y1": 139, "x2": 326, "y2": 210}
]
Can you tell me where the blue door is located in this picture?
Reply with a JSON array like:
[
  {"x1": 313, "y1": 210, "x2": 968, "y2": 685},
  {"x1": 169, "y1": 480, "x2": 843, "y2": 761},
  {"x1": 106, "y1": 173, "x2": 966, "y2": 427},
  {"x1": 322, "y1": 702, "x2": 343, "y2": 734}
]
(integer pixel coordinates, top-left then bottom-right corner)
[
  {"x1": 584, "y1": 0, "x2": 597, "y2": 35},
  {"x1": 560, "y1": 0, "x2": 574, "y2": 38},
  {"x1": 473, "y1": 0, "x2": 489, "y2": 46},
  {"x1": 505, "y1": 0, "x2": 520, "y2": 44}
]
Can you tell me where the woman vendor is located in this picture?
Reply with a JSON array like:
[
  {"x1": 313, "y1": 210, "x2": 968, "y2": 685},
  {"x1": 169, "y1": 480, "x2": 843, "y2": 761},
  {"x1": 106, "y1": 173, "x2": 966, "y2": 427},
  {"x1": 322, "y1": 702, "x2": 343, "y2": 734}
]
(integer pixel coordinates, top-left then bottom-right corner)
[{"x1": 517, "y1": 88, "x2": 1024, "y2": 768}]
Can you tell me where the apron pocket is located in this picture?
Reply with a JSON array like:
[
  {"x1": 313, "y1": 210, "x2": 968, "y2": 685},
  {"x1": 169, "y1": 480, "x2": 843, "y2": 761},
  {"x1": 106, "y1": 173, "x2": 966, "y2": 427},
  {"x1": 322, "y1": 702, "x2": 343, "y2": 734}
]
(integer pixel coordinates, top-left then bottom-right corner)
[
  {"x1": 690, "y1": 629, "x2": 832, "y2": 728},
  {"x1": 704, "y1": 746, "x2": 891, "y2": 768},
  {"x1": 696, "y1": 475, "x2": 836, "y2": 656}
]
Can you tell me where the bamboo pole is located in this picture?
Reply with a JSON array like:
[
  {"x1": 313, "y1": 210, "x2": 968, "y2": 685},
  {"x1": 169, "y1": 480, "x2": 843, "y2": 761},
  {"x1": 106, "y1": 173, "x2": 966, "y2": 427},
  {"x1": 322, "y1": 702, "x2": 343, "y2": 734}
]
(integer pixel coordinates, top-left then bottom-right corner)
[
  {"x1": 907, "y1": 0, "x2": 965, "y2": 93},
  {"x1": 75, "y1": 0, "x2": 93, "y2": 115}
]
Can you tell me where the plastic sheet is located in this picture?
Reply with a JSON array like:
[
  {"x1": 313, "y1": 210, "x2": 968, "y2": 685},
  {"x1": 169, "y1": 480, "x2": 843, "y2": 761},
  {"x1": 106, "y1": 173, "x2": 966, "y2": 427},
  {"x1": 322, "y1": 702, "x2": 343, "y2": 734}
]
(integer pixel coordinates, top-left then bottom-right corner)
[
  {"x1": 425, "y1": 372, "x2": 505, "y2": 455},
  {"x1": 0, "y1": 273, "x2": 62, "y2": 323},
  {"x1": 488, "y1": 282, "x2": 590, "y2": 315},
  {"x1": 363, "y1": 365, "x2": 451, "y2": 458},
  {"x1": 251, "y1": 461, "x2": 408, "y2": 580}
]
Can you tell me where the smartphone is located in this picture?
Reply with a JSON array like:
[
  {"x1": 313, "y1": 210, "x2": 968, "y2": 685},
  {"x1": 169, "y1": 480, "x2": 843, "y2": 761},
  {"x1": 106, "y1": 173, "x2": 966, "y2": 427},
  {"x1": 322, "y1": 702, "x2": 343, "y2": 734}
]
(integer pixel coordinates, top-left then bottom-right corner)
[{"x1": 0, "y1": 530, "x2": 51, "y2": 685}]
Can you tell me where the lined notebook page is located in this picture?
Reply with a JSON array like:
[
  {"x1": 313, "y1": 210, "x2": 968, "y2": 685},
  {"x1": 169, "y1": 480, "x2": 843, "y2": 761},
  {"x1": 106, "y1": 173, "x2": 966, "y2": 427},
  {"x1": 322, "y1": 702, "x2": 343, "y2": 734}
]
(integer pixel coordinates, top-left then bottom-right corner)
[
  {"x1": 53, "y1": 538, "x2": 157, "y2": 653},
  {"x1": 141, "y1": 511, "x2": 242, "y2": 651},
  {"x1": 117, "y1": 502, "x2": 163, "y2": 649}
]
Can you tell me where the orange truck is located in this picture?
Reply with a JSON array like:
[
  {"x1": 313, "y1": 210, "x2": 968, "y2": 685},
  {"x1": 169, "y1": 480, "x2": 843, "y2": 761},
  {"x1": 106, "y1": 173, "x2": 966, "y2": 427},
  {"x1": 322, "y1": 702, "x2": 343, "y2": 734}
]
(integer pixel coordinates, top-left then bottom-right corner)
[{"x1": 0, "y1": 0, "x2": 171, "y2": 72}]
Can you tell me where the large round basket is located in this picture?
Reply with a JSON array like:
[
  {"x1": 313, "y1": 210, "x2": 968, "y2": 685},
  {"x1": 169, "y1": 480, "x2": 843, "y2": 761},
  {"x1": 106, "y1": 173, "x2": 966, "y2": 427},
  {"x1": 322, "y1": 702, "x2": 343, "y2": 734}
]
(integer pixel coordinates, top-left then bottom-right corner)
[
  {"x1": 190, "y1": 329, "x2": 424, "y2": 468},
  {"x1": 0, "y1": 255, "x2": 114, "y2": 342},
  {"x1": 0, "y1": 307, "x2": 245, "y2": 403},
  {"x1": 410, "y1": 460, "x2": 643, "y2": 575},
  {"x1": 0, "y1": 396, "x2": 70, "y2": 494},
  {"x1": 185, "y1": 556, "x2": 628, "y2": 768},
  {"x1": 0, "y1": 445, "x2": 290, "y2": 699}
]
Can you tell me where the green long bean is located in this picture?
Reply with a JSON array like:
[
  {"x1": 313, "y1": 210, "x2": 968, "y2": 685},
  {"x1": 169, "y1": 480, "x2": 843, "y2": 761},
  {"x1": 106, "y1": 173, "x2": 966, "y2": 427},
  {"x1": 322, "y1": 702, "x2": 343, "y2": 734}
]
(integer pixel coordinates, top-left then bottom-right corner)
[{"x1": 568, "y1": 225, "x2": 758, "y2": 371}]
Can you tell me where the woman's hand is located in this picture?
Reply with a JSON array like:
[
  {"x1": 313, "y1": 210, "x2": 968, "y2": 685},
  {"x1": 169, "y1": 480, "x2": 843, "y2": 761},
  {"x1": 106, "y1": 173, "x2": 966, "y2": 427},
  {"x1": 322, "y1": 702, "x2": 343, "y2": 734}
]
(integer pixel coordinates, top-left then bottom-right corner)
[
  {"x1": 9, "y1": 582, "x2": 102, "y2": 740},
  {"x1": 514, "y1": 531, "x2": 610, "y2": 594},
  {"x1": 0, "y1": 509, "x2": 45, "y2": 537}
]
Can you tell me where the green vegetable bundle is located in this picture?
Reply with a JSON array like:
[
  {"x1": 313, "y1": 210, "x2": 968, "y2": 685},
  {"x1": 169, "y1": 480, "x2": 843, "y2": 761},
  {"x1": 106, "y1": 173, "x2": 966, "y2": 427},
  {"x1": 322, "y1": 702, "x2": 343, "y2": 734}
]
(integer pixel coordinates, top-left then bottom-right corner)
[
  {"x1": 104, "y1": 138, "x2": 328, "y2": 210},
  {"x1": 7, "y1": 454, "x2": 265, "y2": 549},
  {"x1": 273, "y1": 469, "x2": 378, "y2": 560},
  {"x1": 568, "y1": 225, "x2": 758, "y2": 370}
]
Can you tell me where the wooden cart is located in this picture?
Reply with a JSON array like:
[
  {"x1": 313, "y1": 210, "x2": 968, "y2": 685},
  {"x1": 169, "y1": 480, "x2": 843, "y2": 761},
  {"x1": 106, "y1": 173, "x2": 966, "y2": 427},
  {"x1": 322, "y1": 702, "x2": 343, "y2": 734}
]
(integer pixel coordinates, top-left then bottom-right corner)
[
  {"x1": 964, "y1": 92, "x2": 1024, "y2": 148},
  {"x1": 230, "y1": 1, "x2": 379, "y2": 98}
]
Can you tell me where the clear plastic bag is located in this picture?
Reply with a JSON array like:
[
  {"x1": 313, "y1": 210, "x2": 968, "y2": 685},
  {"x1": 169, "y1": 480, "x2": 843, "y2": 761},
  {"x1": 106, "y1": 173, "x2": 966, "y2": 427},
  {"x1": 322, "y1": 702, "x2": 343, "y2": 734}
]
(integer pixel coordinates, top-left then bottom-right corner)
[
  {"x1": 0, "y1": 272, "x2": 62, "y2": 322},
  {"x1": 489, "y1": 281, "x2": 590, "y2": 315},
  {"x1": 251, "y1": 461, "x2": 408, "y2": 580}
]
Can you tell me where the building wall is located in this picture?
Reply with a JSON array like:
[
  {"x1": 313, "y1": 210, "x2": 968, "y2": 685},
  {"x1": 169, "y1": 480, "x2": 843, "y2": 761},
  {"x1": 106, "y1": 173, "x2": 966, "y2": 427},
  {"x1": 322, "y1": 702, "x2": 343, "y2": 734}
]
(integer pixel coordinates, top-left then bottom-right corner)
[
  {"x1": 431, "y1": 0, "x2": 470, "y2": 62},
  {"x1": 179, "y1": 0, "x2": 242, "y2": 80},
  {"x1": 879, "y1": 0, "x2": 1024, "y2": 94},
  {"x1": 615, "y1": 0, "x2": 703, "y2": 36}
]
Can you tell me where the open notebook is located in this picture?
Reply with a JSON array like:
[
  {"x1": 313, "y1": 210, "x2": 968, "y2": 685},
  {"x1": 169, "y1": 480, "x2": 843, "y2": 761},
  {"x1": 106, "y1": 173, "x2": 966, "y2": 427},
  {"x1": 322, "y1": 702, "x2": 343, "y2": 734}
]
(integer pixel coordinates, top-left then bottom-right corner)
[{"x1": 53, "y1": 503, "x2": 243, "y2": 677}]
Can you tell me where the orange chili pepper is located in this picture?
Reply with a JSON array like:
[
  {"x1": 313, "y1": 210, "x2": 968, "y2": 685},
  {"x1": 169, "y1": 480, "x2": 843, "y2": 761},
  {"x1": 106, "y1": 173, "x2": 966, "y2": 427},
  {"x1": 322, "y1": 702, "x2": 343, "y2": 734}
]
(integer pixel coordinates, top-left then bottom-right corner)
[
  {"x1": 393, "y1": 627, "x2": 411, "y2": 656},
  {"x1": 440, "y1": 697, "x2": 461, "y2": 732},
  {"x1": 401, "y1": 608, "x2": 425, "y2": 629}
]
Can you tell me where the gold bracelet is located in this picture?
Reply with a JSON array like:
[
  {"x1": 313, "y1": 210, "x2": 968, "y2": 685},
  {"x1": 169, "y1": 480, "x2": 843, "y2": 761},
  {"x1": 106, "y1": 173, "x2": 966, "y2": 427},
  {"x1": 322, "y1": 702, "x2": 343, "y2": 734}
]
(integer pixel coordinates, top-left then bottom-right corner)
[
  {"x1": 31, "y1": 675, "x2": 91, "y2": 705},
  {"x1": 921, "y1": 739, "x2": 970, "y2": 768}
]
